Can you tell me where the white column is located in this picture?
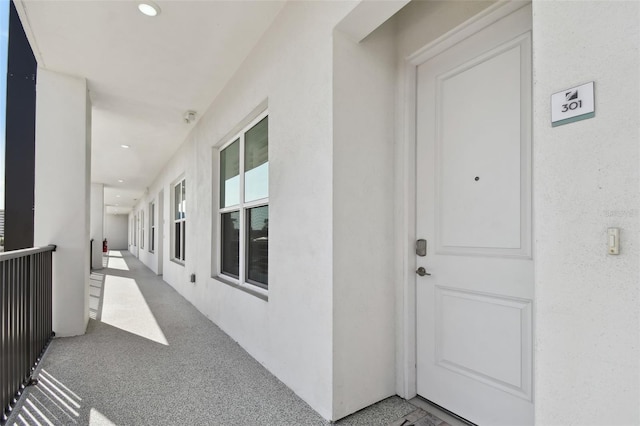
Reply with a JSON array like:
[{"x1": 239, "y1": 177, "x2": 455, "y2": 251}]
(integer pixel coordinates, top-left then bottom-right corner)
[
  {"x1": 90, "y1": 183, "x2": 104, "y2": 269},
  {"x1": 34, "y1": 68, "x2": 91, "y2": 337}
]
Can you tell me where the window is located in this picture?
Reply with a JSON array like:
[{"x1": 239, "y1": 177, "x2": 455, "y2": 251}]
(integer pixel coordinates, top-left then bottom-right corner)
[
  {"x1": 149, "y1": 201, "x2": 155, "y2": 253},
  {"x1": 173, "y1": 179, "x2": 186, "y2": 262},
  {"x1": 134, "y1": 214, "x2": 137, "y2": 246},
  {"x1": 218, "y1": 113, "x2": 268, "y2": 289},
  {"x1": 140, "y1": 210, "x2": 145, "y2": 249}
]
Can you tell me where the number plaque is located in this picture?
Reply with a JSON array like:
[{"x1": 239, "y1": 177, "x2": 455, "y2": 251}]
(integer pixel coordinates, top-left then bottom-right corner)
[{"x1": 551, "y1": 81, "x2": 595, "y2": 127}]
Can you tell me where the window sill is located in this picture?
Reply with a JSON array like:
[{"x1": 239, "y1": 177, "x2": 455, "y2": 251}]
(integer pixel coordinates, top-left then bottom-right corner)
[
  {"x1": 213, "y1": 275, "x2": 268, "y2": 302},
  {"x1": 170, "y1": 258, "x2": 185, "y2": 267}
]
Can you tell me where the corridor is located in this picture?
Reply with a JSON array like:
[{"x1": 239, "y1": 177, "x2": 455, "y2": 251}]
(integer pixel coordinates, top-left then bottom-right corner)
[{"x1": 6, "y1": 251, "x2": 441, "y2": 426}]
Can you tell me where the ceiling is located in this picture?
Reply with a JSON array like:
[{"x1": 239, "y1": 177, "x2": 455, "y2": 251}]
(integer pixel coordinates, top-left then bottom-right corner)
[{"x1": 15, "y1": 0, "x2": 286, "y2": 214}]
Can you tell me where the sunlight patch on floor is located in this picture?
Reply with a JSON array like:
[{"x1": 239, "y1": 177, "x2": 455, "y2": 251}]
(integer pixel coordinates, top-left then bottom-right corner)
[
  {"x1": 101, "y1": 275, "x2": 169, "y2": 345},
  {"x1": 106, "y1": 256, "x2": 129, "y2": 271},
  {"x1": 89, "y1": 408, "x2": 117, "y2": 426}
]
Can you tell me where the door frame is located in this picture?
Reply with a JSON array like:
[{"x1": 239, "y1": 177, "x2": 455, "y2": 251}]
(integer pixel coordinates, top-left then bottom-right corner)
[{"x1": 395, "y1": 0, "x2": 532, "y2": 400}]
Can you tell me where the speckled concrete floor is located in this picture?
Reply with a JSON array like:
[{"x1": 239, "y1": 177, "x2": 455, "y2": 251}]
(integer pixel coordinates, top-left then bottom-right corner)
[{"x1": 7, "y1": 251, "x2": 427, "y2": 426}]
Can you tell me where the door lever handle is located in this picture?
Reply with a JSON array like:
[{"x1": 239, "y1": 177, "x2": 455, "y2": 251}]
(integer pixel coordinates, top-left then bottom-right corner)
[{"x1": 416, "y1": 267, "x2": 431, "y2": 276}]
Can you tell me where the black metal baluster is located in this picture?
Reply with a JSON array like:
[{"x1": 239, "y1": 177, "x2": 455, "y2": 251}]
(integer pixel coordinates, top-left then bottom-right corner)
[
  {"x1": 0, "y1": 246, "x2": 55, "y2": 424},
  {"x1": 1, "y1": 261, "x2": 7, "y2": 423}
]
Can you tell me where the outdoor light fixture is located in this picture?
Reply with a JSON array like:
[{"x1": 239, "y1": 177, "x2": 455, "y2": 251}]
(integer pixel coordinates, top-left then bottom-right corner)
[
  {"x1": 121, "y1": 144, "x2": 130, "y2": 149},
  {"x1": 138, "y1": 2, "x2": 160, "y2": 17}
]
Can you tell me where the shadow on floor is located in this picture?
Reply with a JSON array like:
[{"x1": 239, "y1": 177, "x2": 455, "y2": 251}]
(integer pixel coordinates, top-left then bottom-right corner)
[{"x1": 7, "y1": 251, "x2": 445, "y2": 426}]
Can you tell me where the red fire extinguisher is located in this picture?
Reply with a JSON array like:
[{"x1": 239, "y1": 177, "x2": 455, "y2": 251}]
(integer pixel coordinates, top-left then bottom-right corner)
[{"x1": 103, "y1": 239, "x2": 108, "y2": 253}]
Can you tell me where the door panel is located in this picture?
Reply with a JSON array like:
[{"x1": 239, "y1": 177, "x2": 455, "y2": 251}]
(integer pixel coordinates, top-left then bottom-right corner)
[
  {"x1": 435, "y1": 286, "x2": 532, "y2": 399},
  {"x1": 415, "y1": 5, "x2": 533, "y2": 425},
  {"x1": 438, "y1": 43, "x2": 522, "y2": 251}
]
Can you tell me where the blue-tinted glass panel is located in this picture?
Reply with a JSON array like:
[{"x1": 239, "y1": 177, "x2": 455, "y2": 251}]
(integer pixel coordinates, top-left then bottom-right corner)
[
  {"x1": 181, "y1": 180, "x2": 186, "y2": 219},
  {"x1": 174, "y1": 182, "x2": 180, "y2": 220},
  {"x1": 220, "y1": 140, "x2": 240, "y2": 208},
  {"x1": 244, "y1": 117, "x2": 268, "y2": 202}
]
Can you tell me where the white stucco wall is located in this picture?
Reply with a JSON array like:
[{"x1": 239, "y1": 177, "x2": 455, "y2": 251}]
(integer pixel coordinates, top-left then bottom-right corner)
[
  {"x1": 105, "y1": 214, "x2": 128, "y2": 250},
  {"x1": 533, "y1": 2, "x2": 640, "y2": 424},
  {"x1": 34, "y1": 68, "x2": 91, "y2": 337},
  {"x1": 128, "y1": 0, "x2": 514, "y2": 420},
  {"x1": 131, "y1": 2, "x2": 357, "y2": 419},
  {"x1": 394, "y1": 0, "x2": 495, "y2": 59},
  {"x1": 332, "y1": 21, "x2": 397, "y2": 420},
  {"x1": 127, "y1": 1, "x2": 640, "y2": 422}
]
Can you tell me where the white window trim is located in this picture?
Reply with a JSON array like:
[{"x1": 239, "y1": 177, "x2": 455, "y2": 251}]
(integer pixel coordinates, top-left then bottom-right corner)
[
  {"x1": 140, "y1": 210, "x2": 145, "y2": 250},
  {"x1": 149, "y1": 201, "x2": 155, "y2": 253},
  {"x1": 172, "y1": 177, "x2": 186, "y2": 265},
  {"x1": 215, "y1": 110, "x2": 269, "y2": 297}
]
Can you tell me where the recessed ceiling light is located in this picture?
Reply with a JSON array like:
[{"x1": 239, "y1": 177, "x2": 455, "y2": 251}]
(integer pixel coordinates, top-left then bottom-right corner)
[
  {"x1": 118, "y1": 179, "x2": 124, "y2": 183},
  {"x1": 121, "y1": 144, "x2": 130, "y2": 149},
  {"x1": 138, "y1": 2, "x2": 160, "y2": 17},
  {"x1": 116, "y1": 195, "x2": 121, "y2": 198},
  {"x1": 115, "y1": 204, "x2": 119, "y2": 206}
]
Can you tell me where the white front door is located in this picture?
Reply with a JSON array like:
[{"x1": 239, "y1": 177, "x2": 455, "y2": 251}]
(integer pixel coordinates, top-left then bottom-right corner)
[{"x1": 415, "y1": 5, "x2": 533, "y2": 425}]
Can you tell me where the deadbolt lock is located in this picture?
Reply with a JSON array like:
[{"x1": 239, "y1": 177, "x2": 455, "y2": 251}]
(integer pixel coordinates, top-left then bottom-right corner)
[{"x1": 416, "y1": 239, "x2": 427, "y2": 257}]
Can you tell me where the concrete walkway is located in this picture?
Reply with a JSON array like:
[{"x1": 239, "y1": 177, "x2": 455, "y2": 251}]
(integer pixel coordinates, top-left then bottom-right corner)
[{"x1": 6, "y1": 251, "x2": 446, "y2": 426}]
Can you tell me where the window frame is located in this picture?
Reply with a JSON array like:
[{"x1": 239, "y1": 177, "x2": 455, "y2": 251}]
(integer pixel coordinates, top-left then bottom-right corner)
[
  {"x1": 216, "y1": 110, "x2": 269, "y2": 294},
  {"x1": 140, "y1": 209, "x2": 145, "y2": 250},
  {"x1": 172, "y1": 178, "x2": 186, "y2": 264},
  {"x1": 149, "y1": 201, "x2": 155, "y2": 253}
]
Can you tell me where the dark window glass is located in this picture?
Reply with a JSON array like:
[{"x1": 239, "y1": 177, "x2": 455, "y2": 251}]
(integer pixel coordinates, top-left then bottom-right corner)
[
  {"x1": 173, "y1": 180, "x2": 186, "y2": 261},
  {"x1": 175, "y1": 222, "x2": 181, "y2": 260},
  {"x1": 149, "y1": 202, "x2": 155, "y2": 252},
  {"x1": 221, "y1": 211, "x2": 240, "y2": 278},
  {"x1": 246, "y1": 205, "x2": 268, "y2": 287}
]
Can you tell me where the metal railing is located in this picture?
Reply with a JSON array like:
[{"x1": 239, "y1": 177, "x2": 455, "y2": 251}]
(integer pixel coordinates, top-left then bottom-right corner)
[{"x1": 1, "y1": 245, "x2": 56, "y2": 424}]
